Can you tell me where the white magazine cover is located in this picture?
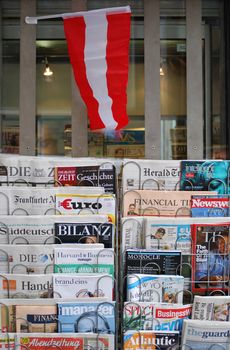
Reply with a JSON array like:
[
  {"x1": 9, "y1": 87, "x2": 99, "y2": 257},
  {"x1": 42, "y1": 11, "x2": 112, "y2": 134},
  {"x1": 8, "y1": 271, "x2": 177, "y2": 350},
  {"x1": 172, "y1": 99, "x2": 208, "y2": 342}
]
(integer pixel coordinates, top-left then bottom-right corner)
[
  {"x1": 0, "y1": 274, "x2": 53, "y2": 299},
  {"x1": 0, "y1": 214, "x2": 109, "y2": 244},
  {"x1": 15, "y1": 332, "x2": 115, "y2": 350},
  {"x1": 126, "y1": 274, "x2": 184, "y2": 304},
  {"x1": 56, "y1": 193, "x2": 116, "y2": 224},
  {"x1": 54, "y1": 247, "x2": 114, "y2": 275},
  {"x1": 121, "y1": 217, "x2": 144, "y2": 253},
  {"x1": 0, "y1": 154, "x2": 116, "y2": 185},
  {"x1": 0, "y1": 244, "x2": 54, "y2": 274},
  {"x1": 53, "y1": 273, "x2": 114, "y2": 300},
  {"x1": 0, "y1": 186, "x2": 104, "y2": 215},
  {"x1": 192, "y1": 295, "x2": 230, "y2": 321},
  {"x1": 182, "y1": 319, "x2": 230, "y2": 350},
  {"x1": 122, "y1": 159, "x2": 181, "y2": 192}
]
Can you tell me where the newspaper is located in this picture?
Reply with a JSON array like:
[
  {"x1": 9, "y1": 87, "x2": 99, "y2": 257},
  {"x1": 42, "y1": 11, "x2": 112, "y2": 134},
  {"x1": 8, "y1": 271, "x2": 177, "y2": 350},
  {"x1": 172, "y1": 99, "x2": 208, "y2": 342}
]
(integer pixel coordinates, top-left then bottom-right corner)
[
  {"x1": 0, "y1": 274, "x2": 53, "y2": 299},
  {"x1": 54, "y1": 164, "x2": 117, "y2": 193},
  {"x1": 123, "y1": 330, "x2": 180, "y2": 350},
  {"x1": 181, "y1": 319, "x2": 230, "y2": 350},
  {"x1": 123, "y1": 302, "x2": 192, "y2": 332},
  {"x1": 53, "y1": 274, "x2": 114, "y2": 300},
  {"x1": 54, "y1": 247, "x2": 114, "y2": 275},
  {"x1": 0, "y1": 154, "x2": 117, "y2": 186},
  {"x1": 192, "y1": 295, "x2": 230, "y2": 321},
  {"x1": 57, "y1": 301, "x2": 115, "y2": 333},
  {"x1": 180, "y1": 160, "x2": 229, "y2": 194},
  {"x1": 15, "y1": 332, "x2": 115, "y2": 350},
  {"x1": 122, "y1": 159, "x2": 181, "y2": 192},
  {"x1": 126, "y1": 274, "x2": 184, "y2": 303},
  {"x1": 56, "y1": 193, "x2": 116, "y2": 224},
  {"x1": 0, "y1": 244, "x2": 54, "y2": 274},
  {"x1": 0, "y1": 187, "x2": 104, "y2": 215},
  {"x1": 121, "y1": 217, "x2": 144, "y2": 253},
  {"x1": 123, "y1": 190, "x2": 214, "y2": 217},
  {"x1": 0, "y1": 214, "x2": 109, "y2": 244}
]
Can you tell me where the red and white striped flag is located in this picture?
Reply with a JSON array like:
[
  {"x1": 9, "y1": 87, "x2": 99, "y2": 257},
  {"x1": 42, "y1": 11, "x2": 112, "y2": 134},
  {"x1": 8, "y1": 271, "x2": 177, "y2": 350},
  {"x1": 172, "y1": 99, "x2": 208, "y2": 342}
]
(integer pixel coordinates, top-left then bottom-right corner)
[{"x1": 63, "y1": 6, "x2": 131, "y2": 131}]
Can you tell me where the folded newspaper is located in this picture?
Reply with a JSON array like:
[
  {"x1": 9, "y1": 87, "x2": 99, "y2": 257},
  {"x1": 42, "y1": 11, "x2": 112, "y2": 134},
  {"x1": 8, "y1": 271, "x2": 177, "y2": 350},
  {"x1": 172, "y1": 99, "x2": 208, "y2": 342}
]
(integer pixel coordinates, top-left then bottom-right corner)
[
  {"x1": 181, "y1": 319, "x2": 230, "y2": 350},
  {"x1": 126, "y1": 274, "x2": 184, "y2": 303},
  {"x1": 192, "y1": 295, "x2": 230, "y2": 321},
  {"x1": 122, "y1": 159, "x2": 181, "y2": 192},
  {"x1": 121, "y1": 217, "x2": 144, "y2": 253}
]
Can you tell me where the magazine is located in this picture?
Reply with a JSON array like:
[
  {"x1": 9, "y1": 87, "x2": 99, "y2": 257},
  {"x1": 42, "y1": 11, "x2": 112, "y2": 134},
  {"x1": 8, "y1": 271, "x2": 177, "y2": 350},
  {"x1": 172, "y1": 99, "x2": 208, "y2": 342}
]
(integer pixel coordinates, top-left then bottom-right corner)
[
  {"x1": 123, "y1": 190, "x2": 214, "y2": 217},
  {"x1": 181, "y1": 319, "x2": 230, "y2": 350},
  {"x1": 53, "y1": 274, "x2": 114, "y2": 300},
  {"x1": 123, "y1": 302, "x2": 192, "y2": 332},
  {"x1": 54, "y1": 164, "x2": 116, "y2": 193},
  {"x1": 0, "y1": 245, "x2": 54, "y2": 274},
  {"x1": 121, "y1": 217, "x2": 144, "y2": 253},
  {"x1": 54, "y1": 247, "x2": 114, "y2": 275},
  {"x1": 126, "y1": 274, "x2": 184, "y2": 303},
  {"x1": 54, "y1": 219, "x2": 114, "y2": 248},
  {"x1": 0, "y1": 187, "x2": 104, "y2": 216},
  {"x1": 191, "y1": 194, "x2": 229, "y2": 217},
  {"x1": 125, "y1": 250, "x2": 181, "y2": 276},
  {"x1": 192, "y1": 295, "x2": 230, "y2": 321},
  {"x1": 15, "y1": 305, "x2": 57, "y2": 333},
  {"x1": 180, "y1": 160, "x2": 229, "y2": 194},
  {"x1": 123, "y1": 330, "x2": 180, "y2": 350},
  {"x1": 122, "y1": 159, "x2": 181, "y2": 192},
  {"x1": 0, "y1": 215, "x2": 109, "y2": 244},
  {"x1": 0, "y1": 274, "x2": 53, "y2": 299},
  {"x1": 15, "y1": 332, "x2": 115, "y2": 350},
  {"x1": 56, "y1": 193, "x2": 116, "y2": 224},
  {"x1": 0, "y1": 333, "x2": 15, "y2": 350},
  {"x1": 57, "y1": 301, "x2": 115, "y2": 333},
  {"x1": 191, "y1": 222, "x2": 230, "y2": 293}
]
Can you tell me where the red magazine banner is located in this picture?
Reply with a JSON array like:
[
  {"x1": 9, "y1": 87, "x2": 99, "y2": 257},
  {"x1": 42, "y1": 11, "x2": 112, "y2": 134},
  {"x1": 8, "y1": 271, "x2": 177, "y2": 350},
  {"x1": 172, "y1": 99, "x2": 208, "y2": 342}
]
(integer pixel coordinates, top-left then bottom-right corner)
[{"x1": 191, "y1": 222, "x2": 230, "y2": 293}]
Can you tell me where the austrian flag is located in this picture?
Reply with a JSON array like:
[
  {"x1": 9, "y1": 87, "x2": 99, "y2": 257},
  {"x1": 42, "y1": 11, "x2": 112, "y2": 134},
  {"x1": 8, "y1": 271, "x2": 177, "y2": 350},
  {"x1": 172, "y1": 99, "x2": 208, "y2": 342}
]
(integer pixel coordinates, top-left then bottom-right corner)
[{"x1": 63, "y1": 6, "x2": 131, "y2": 130}]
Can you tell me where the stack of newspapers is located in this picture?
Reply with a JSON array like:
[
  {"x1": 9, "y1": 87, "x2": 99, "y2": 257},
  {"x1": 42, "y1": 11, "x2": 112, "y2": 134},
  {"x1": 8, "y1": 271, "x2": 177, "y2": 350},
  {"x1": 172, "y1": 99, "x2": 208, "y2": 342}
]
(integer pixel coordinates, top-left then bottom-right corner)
[
  {"x1": 0, "y1": 155, "x2": 118, "y2": 350},
  {"x1": 121, "y1": 158, "x2": 230, "y2": 350}
]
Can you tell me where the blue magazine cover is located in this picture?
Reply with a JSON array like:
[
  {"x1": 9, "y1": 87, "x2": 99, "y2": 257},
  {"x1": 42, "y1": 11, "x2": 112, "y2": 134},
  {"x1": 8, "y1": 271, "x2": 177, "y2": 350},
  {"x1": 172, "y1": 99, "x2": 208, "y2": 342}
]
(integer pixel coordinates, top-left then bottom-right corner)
[
  {"x1": 180, "y1": 160, "x2": 229, "y2": 194},
  {"x1": 57, "y1": 301, "x2": 115, "y2": 334}
]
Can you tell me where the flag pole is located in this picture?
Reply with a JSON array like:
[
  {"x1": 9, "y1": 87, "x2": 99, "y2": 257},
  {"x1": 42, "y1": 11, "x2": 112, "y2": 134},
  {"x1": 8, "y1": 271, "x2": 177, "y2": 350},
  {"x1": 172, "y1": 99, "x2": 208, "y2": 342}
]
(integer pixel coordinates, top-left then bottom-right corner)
[{"x1": 25, "y1": 6, "x2": 131, "y2": 24}]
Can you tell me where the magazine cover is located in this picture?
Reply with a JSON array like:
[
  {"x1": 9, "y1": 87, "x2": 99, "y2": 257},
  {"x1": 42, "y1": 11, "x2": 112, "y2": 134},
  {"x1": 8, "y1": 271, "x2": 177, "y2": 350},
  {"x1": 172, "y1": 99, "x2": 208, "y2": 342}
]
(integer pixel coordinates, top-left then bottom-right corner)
[
  {"x1": 53, "y1": 274, "x2": 114, "y2": 300},
  {"x1": 180, "y1": 160, "x2": 229, "y2": 194},
  {"x1": 181, "y1": 319, "x2": 230, "y2": 350},
  {"x1": 56, "y1": 193, "x2": 116, "y2": 224},
  {"x1": 126, "y1": 274, "x2": 184, "y2": 303},
  {"x1": 191, "y1": 222, "x2": 230, "y2": 293},
  {"x1": 15, "y1": 332, "x2": 115, "y2": 350},
  {"x1": 192, "y1": 295, "x2": 230, "y2": 321},
  {"x1": 123, "y1": 190, "x2": 214, "y2": 217},
  {"x1": 123, "y1": 302, "x2": 192, "y2": 332},
  {"x1": 54, "y1": 247, "x2": 114, "y2": 275},
  {"x1": 191, "y1": 194, "x2": 229, "y2": 217},
  {"x1": 121, "y1": 217, "x2": 144, "y2": 253},
  {"x1": 122, "y1": 159, "x2": 181, "y2": 192},
  {"x1": 15, "y1": 305, "x2": 57, "y2": 333},
  {"x1": 54, "y1": 220, "x2": 114, "y2": 248},
  {"x1": 0, "y1": 245, "x2": 54, "y2": 274},
  {"x1": 0, "y1": 274, "x2": 53, "y2": 299},
  {"x1": 58, "y1": 301, "x2": 115, "y2": 333},
  {"x1": 144, "y1": 217, "x2": 192, "y2": 253},
  {"x1": 123, "y1": 330, "x2": 180, "y2": 350},
  {"x1": 125, "y1": 250, "x2": 181, "y2": 276},
  {"x1": 54, "y1": 164, "x2": 116, "y2": 194},
  {"x1": 0, "y1": 187, "x2": 104, "y2": 216}
]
